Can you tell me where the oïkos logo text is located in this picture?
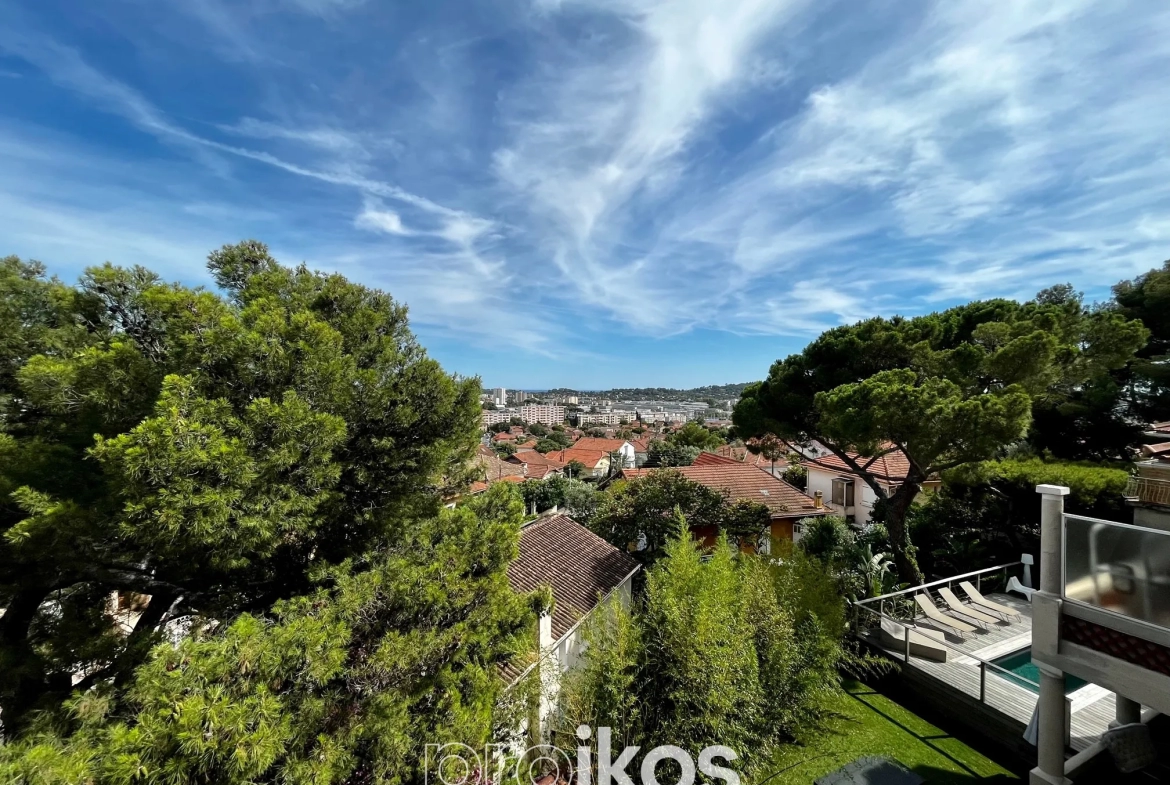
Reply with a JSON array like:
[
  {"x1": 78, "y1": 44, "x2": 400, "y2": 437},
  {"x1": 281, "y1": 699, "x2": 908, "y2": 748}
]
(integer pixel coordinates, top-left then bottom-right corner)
[{"x1": 425, "y1": 726, "x2": 739, "y2": 785}]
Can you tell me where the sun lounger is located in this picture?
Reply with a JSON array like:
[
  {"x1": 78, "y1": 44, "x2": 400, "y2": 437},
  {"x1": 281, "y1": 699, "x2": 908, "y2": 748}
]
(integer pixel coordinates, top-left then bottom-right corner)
[
  {"x1": 960, "y1": 581, "x2": 1023, "y2": 621},
  {"x1": 879, "y1": 618, "x2": 948, "y2": 662},
  {"x1": 914, "y1": 592, "x2": 976, "y2": 639},
  {"x1": 939, "y1": 586, "x2": 1001, "y2": 627},
  {"x1": 1006, "y1": 576, "x2": 1035, "y2": 599}
]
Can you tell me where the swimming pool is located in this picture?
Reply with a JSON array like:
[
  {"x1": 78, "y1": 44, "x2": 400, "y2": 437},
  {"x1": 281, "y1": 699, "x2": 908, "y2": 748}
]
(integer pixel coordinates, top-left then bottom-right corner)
[{"x1": 990, "y1": 648, "x2": 1087, "y2": 694}]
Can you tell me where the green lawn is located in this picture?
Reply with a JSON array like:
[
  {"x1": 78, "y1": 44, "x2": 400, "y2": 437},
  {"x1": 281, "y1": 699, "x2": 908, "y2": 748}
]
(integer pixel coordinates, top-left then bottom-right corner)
[{"x1": 756, "y1": 680, "x2": 1019, "y2": 784}]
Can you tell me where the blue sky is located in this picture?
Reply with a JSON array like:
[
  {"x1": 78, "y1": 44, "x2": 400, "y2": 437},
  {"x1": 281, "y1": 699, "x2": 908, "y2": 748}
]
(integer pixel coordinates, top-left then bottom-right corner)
[{"x1": 2, "y1": 0, "x2": 1169, "y2": 390}]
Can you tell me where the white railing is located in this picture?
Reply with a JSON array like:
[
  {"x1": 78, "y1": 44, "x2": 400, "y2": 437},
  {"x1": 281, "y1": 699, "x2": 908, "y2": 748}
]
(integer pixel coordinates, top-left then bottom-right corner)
[{"x1": 1125, "y1": 475, "x2": 1170, "y2": 507}]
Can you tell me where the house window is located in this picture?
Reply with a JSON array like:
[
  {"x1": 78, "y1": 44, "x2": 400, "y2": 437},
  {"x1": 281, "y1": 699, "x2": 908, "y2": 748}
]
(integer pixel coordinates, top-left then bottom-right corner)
[{"x1": 831, "y1": 478, "x2": 855, "y2": 507}]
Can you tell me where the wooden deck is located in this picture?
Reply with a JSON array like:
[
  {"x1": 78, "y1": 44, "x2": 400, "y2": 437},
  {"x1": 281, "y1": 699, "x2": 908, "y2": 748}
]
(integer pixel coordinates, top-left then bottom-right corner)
[{"x1": 860, "y1": 592, "x2": 1116, "y2": 753}]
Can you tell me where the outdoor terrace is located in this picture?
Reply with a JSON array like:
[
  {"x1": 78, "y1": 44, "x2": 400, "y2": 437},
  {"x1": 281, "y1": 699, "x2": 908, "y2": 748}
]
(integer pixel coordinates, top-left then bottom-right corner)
[{"x1": 853, "y1": 566, "x2": 1117, "y2": 754}]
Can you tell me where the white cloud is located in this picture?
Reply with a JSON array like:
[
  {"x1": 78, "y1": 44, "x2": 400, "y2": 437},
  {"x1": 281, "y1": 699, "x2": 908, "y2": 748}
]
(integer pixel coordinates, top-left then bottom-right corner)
[{"x1": 354, "y1": 201, "x2": 410, "y2": 235}]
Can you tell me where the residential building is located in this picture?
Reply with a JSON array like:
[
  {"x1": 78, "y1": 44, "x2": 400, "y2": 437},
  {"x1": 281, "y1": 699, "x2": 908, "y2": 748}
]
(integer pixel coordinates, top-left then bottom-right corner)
[
  {"x1": 547, "y1": 448, "x2": 610, "y2": 478},
  {"x1": 508, "y1": 390, "x2": 529, "y2": 405},
  {"x1": 1030, "y1": 484, "x2": 1170, "y2": 784},
  {"x1": 571, "y1": 437, "x2": 635, "y2": 468},
  {"x1": 518, "y1": 404, "x2": 566, "y2": 427},
  {"x1": 482, "y1": 408, "x2": 512, "y2": 428},
  {"x1": 804, "y1": 448, "x2": 939, "y2": 525},
  {"x1": 492, "y1": 387, "x2": 507, "y2": 406},
  {"x1": 562, "y1": 395, "x2": 579, "y2": 405},
  {"x1": 481, "y1": 404, "x2": 566, "y2": 429},
  {"x1": 506, "y1": 450, "x2": 565, "y2": 480},
  {"x1": 492, "y1": 431, "x2": 517, "y2": 443},
  {"x1": 504, "y1": 515, "x2": 640, "y2": 740},
  {"x1": 574, "y1": 410, "x2": 636, "y2": 426},
  {"x1": 620, "y1": 463, "x2": 828, "y2": 547},
  {"x1": 1124, "y1": 442, "x2": 1170, "y2": 531}
]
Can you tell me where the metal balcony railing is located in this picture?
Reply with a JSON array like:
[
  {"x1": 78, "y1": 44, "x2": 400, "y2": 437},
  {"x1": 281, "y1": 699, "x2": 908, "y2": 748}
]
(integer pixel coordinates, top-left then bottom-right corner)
[
  {"x1": 1063, "y1": 514, "x2": 1170, "y2": 630},
  {"x1": 1124, "y1": 475, "x2": 1170, "y2": 507}
]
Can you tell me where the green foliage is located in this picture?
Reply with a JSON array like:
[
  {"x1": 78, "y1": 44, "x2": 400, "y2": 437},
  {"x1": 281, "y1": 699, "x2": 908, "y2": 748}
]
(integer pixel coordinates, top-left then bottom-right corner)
[
  {"x1": 534, "y1": 430, "x2": 571, "y2": 453},
  {"x1": 644, "y1": 440, "x2": 699, "y2": 467},
  {"x1": 489, "y1": 422, "x2": 511, "y2": 433},
  {"x1": 667, "y1": 421, "x2": 723, "y2": 451},
  {"x1": 564, "y1": 459, "x2": 588, "y2": 479},
  {"x1": 0, "y1": 487, "x2": 534, "y2": 784},
  {"x1": 735, "y1": 296, "x2": 1147, "y2": 584},
  {"x1": 494, "y1": 442, "x2": 518, "y2": 457},
  {"x1": 798, "y1": 516, "x2": 855, "y2": 564},
  {"x1": 590, "y1": 471, "x2": 775, "y2": 565},
  {"x1": 517, "y1": 475, "x2": 598, "y2": 521},
  {"x1": 1113, "y1": 260, "x2": 1170, "y2": 423},
  {"x1": 0, "y1": 242, "x2": 533, "y2": 783},
  {"x1": 527, "y1": 422, "x2": 548, "y2": 437},
  {"x1": 781, "y1": 462, "x2": 807, "y2": 489},
  {"x1": 909, "y1": 458, "x2": 1130, "y2": 578},
  {"x1": 590, "y1": 472, "x2": 728, "y2": 565},
  {"x1": 553, "y1": 527, "x2": 847, "y2": 774}
]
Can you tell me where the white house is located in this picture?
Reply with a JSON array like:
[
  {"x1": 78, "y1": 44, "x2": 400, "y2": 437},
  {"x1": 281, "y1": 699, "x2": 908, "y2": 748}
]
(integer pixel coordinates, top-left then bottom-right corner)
[
  {"x1": 803, "y1": 449, "x2": 936, "y2": 525},
  {"x1": 570, "y1": 437, "x2": 636, "y2": 469},
  {"x1": 504, "y1": 514, "x2": 640, "y2": 740}
]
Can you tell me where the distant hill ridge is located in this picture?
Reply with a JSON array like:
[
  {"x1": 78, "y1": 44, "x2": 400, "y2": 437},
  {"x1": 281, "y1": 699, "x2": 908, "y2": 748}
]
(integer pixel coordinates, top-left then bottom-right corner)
[{"x1": 541, "y1": 383, "x2": 750, "y2": 401}]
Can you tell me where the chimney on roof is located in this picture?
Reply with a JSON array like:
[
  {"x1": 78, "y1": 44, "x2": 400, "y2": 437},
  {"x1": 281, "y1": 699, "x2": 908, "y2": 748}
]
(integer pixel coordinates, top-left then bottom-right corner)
[{"x1": 814, "y1": 490, "x2": 824, "y2": 509}]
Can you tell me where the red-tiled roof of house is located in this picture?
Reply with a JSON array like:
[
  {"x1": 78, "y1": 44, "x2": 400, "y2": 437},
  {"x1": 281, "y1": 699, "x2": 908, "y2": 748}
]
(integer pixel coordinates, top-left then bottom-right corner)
[
  {"x1": 630, "y1": 437, "x2": 652, "y2": 453},
  {"x1": 692, "y1": 451, "x2": 740, "y2": 466},
  {"x1": 806, "y1": 448, "x2": 911, "y2": 482},
  {"x1": 548, "y1": 448, "x2": 609, "y2": 468},
  {"x1": 573, "y1": 437, "x2": 630, "y2": 453},
  {"x1": 619, "y1": 464, "x2": 825, "y2": 519},
  {"x1": 474, "y1": 452, "x2": 526, "y2": 482},
  {"x1": 508, "y1": 515, "x2": 639, "y2": 641},
  {"x1": 468, "y1": 481, "x2": 489, "y2": 494},
  {"x1": 499, "y1": 475, "x2": 527, "y2": 484},
  {"x1": 506, "y1": 450, "x2": 566, "y2": 479},
  {"x1": 492, "y1": 431, "x2": 517, "y2": 442},
  {"x1": 1142, "y1": 442, "x2": 1170, "y2": 460},
  {"x1": 515, "y1": 439, "x2": 539, "y2": 450}
]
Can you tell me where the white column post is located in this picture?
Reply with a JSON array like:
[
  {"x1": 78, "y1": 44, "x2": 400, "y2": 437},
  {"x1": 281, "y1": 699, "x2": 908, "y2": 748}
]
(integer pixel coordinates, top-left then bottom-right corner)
[
  {"x1": 536, "y1": 610, "x2": 557, "y2": 742},
  {"x1": 1030, "y1": 484, "x2": 1071, "y2": 785}
]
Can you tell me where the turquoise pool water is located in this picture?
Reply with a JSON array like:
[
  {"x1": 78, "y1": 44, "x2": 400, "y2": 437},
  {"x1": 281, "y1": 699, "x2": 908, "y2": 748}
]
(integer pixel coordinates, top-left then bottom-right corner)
[{"x1": 990, "y1": 649, "x2": 1088, "y2": 694}]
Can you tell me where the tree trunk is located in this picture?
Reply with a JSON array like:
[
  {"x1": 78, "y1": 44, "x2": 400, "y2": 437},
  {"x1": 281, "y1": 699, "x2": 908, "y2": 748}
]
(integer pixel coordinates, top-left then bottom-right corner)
[
  {"x1": 0, "y1": 584, "x2": 53, "y2": 736},
  {"x1": 883, "y1": 482, "x2": 925, "y2": 585}
]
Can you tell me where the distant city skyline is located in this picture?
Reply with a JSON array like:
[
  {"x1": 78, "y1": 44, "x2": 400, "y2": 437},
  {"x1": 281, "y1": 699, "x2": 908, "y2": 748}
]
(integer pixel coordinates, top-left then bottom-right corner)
[{"x1": 2, "y1": 2, "x2": 1168, "y2": 388}]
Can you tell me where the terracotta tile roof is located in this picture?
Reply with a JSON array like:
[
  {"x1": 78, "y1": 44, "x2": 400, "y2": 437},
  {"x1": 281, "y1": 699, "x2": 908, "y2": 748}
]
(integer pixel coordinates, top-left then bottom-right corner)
[
  {"x1": 572, "y1": 437, "x2": 630, "y2": 453},
  {"x1": 620, "y1": 465, "x2": 825, "y2": 519},
  {"x1": 1142, "y1": 442, "x2": 1170, "y2": 460},
  {"x1": 492, "y1": 431, "x2": 517, "y2": 442},
  {"x1": 515, "y1": 439, "x2": 539, "y2": 450},
  {"x1": 806, "y1": 447, "x2": 911, "y2": 482},
  {"x1": 547, "y1": 448, "x2": 609, "y2": 468},
  {"x1": 630, "y1": 437, "x2": 652, "y2": 453},
  {"x1": 499, "y1": 475, "x2": 527, "y2": 484},
  {"x1": 693, "y1": 451, "x2": 740, "y2": 466},
  {"x1": 468, "y1": 481, "x2": 489, "y2": 494},
  {"x1": 506, "y1": 451, "x2": 566, "y2": 479},
  {"x1": 474, "y1": 452, "x2": 526, "y2": 482},
  {"x1": 508, "y1": 515, "x2": 640, "y2": 641}
]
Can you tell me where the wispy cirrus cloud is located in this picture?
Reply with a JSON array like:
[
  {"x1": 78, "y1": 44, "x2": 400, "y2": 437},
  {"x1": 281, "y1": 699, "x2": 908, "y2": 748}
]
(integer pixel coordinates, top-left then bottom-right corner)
[{"x1": 1, "y1": 0, "x2": 1169, "y2": 387}]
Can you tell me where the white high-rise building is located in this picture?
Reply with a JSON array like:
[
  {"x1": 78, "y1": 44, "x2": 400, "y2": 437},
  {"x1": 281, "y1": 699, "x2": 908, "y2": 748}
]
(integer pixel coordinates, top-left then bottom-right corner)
[{"x1": 491, "y1": 387, "x2": 507, "y2": 406}]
